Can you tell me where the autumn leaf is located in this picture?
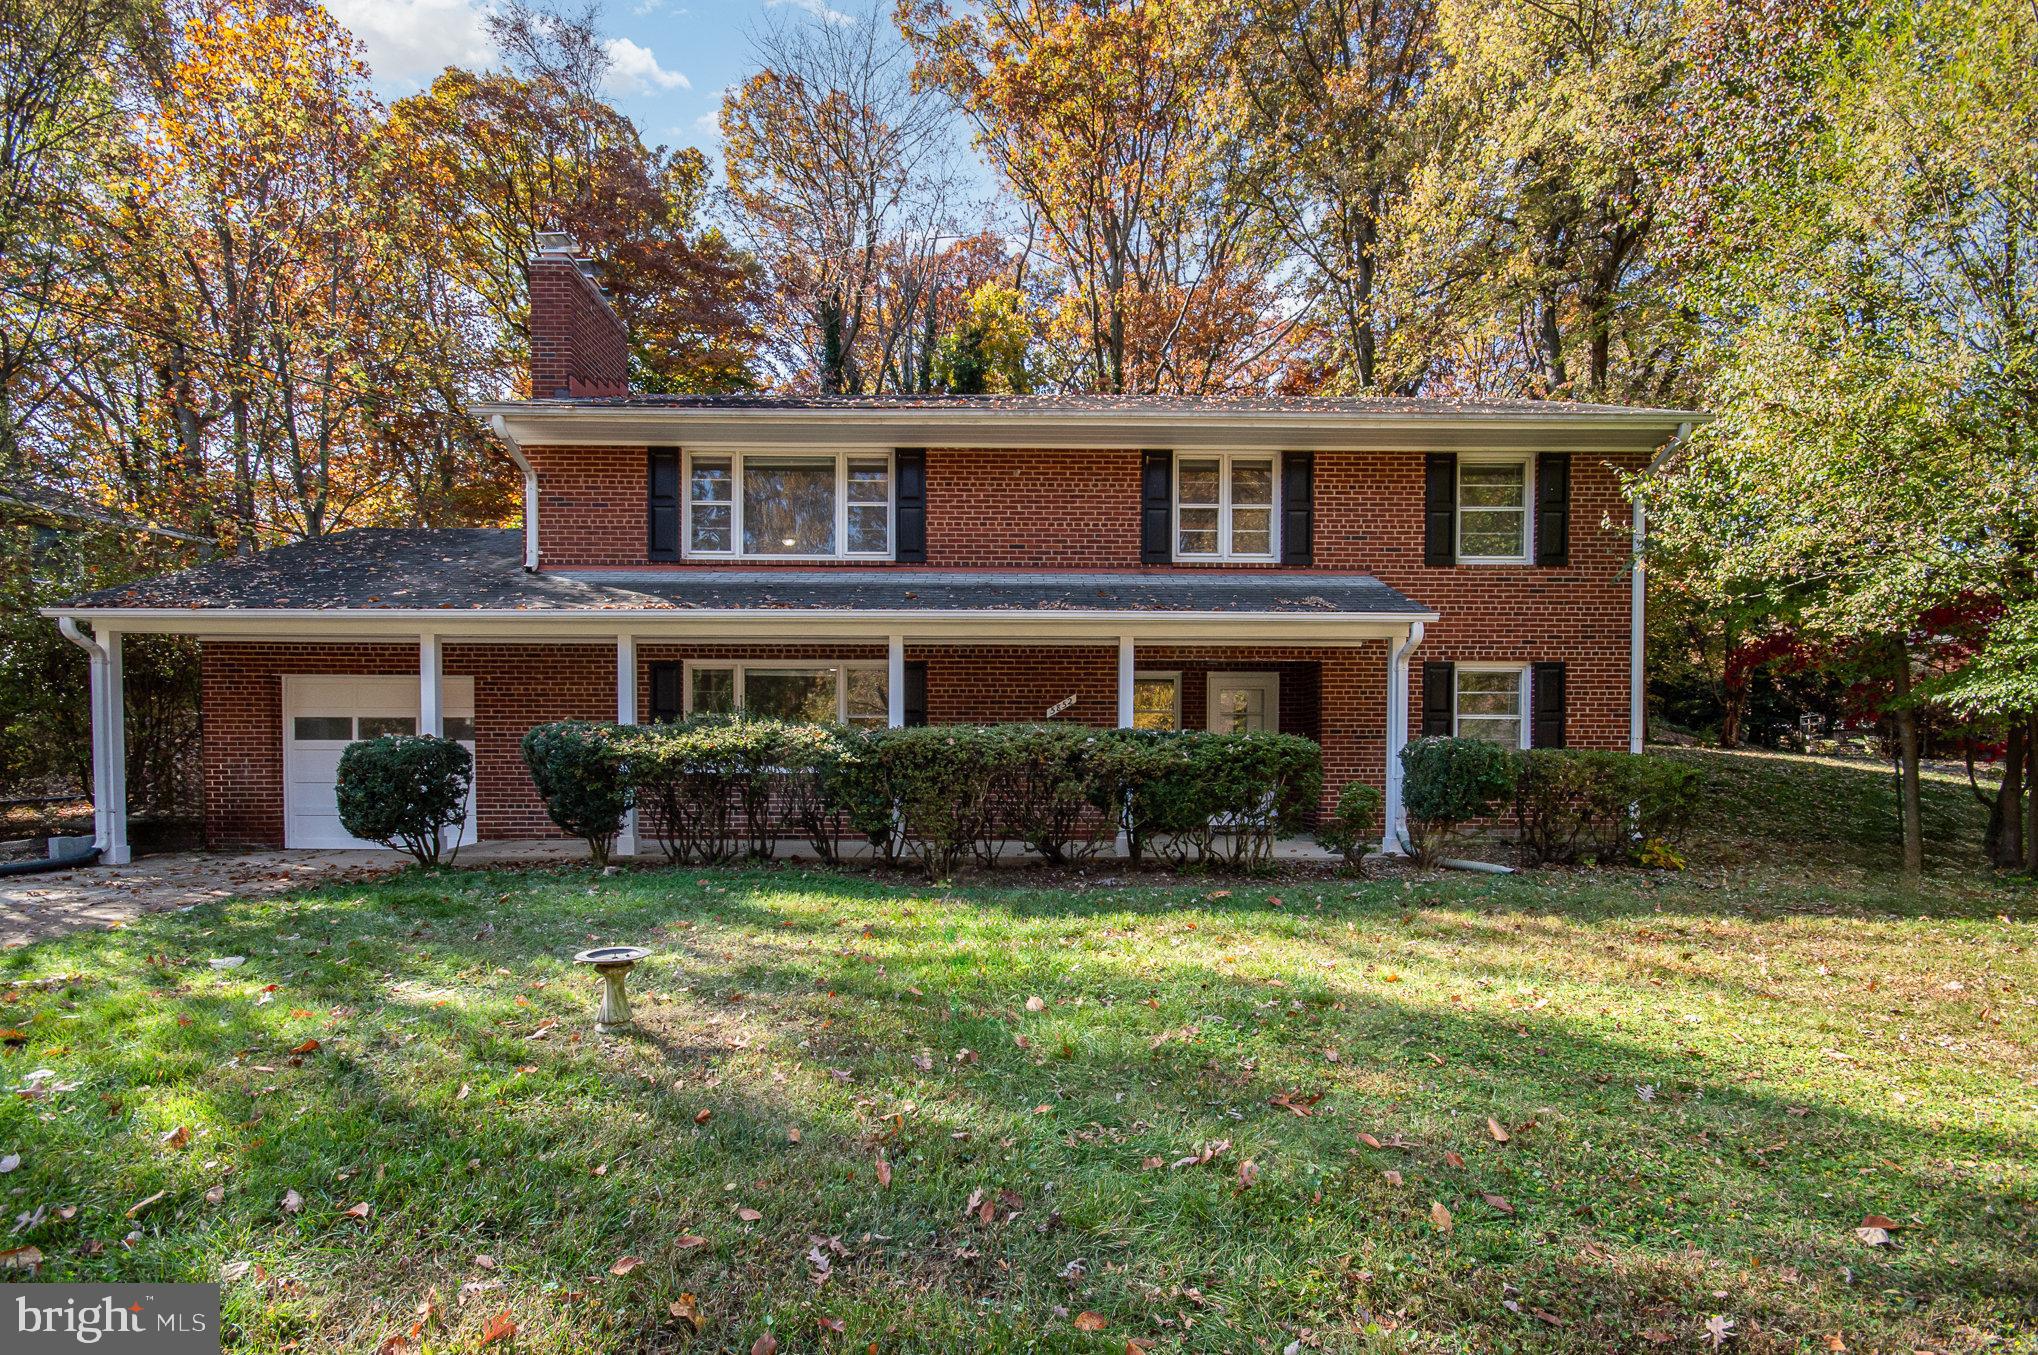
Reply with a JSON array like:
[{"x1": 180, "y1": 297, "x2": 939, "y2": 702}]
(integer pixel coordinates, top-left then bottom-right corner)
[
  {"x1": 0, "y1": 1244, "x2": 43, "y2": 1272},
  {"x1": 479, "y1": 1312, "x2": 516, "y2": 1346},
  {"x1": 1025, "y1": 995, "x2": 1046, "y2": 1011},
  {"x1": 1487, "y1": 1117, "x2": 1510, "y2": 1143},
  {"x1": 125, "y1": 1190, "x2": 167, "y2": 1219},
  {"x1": 160, "y1": 1125, "x2": 191, "y2": 1151},
  {"x1": 1430, "y1": 1201, "x2": 1453, "y2": 1232},
  {"x1": 736, "y1": 1206, "x2": 762, "y2": 1222},
  {"x1": 675, "y1": 1234, "x2": 708, "y2": 1249},
  {"x1": 1444, "y1": 1150, "x2": 1465, "y2": 1169},
  {"x1": 342, "y1": 1201, "x2": 373, "y2": 1221},
  {"x1": 1268, "y1": 1090, "x2": 1323, "y2": 1117},
  {"x1": 1704, "y1": 1314, "x2": 1735, "y2": 1348},
  {"x1": 292, "y1": 1039, "x2": 320, "y2": 1055},
  {"x1": 1482, "y1": 1192, "x2": 1515, "y2": 1215},
  {"x1": 751, "y1": 1332, "x2": 779, "y2": 1355},
  {"x1": 817, "y1": 1315, "x2": 846, "y2": 1333},
  {"x1": 282, "y1": 1189, "x2": 303, "y2": 1214},
  {"x1": 1236, "y1": 1159, "x2": 1259, "y2": 1190},
  {"x1": 204, "y1": 1184, "x2": 225, "y2": 1205},
  {"x1": 876, "y1": 1149, "x2": 892, "y2": 1188},
  {"x1": 0, "y1": 1154, "x2": 18, "y2": 1173},
  {"x1": 694, "y1": 1109, "x2": 712, "y2": 1125},
  {"x1": 1073, "y1": 1311, "x2": 1109, "y2": 1332},
  {"x1": 609, "y1": 1255, "x2": 643, "y2": 1276},
  {"x1": 1169, "y1": 1139, "x2": 1231, "y2": 1169},
  {"x1": 1383, "y1": 1169, "x2": 1404, "y2": 1186},
  {"x1": 669, "y1": 1294, "x2": 703, "y2": 1332}
]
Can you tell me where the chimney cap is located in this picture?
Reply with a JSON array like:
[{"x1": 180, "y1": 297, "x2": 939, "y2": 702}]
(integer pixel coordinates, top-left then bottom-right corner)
[{"x1": 534, "y1": 231, "x2": 579, "y2": 259}]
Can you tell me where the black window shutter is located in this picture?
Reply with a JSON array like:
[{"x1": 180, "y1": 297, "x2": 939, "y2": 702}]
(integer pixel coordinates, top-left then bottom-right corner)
[
  {"x1": 647, "y1": 447, "x2": 680, "y2": 561},
  {"x1": 1140, "y1": 450, "x2": 1172, "y2": 565},
  {"x1": 1424, "y1": 453, "x2": 1457, "y2": 567},
  {"x1": 1535, "y1": 453, "x2": 1571, "y2": 566},
  {"x1": 648, "y1": 661, "x2": 682, "y2": 723},
  {"x1": 903, "y1": 661, "x2": 928, "y2": 727},
  {"x1": 1531, "y1": 661, "x2": 1567, "y2": 748},
  {"x1": 894, "y1": 447, "x2": 927, "y2": 563},
  {"x1": 1280, "y1": 451, "x2": 1314, "y2": 565},
  {"x1": 1420, "y1": 661, "x2": 1455, "y2": 737}
]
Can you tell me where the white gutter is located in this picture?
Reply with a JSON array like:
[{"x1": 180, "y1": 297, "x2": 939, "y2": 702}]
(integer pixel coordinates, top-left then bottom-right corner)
[
  {"x1": 40, "y1": 605, "x2": 1439, "y2": 631},
  {"x1": 1630, "y1": 420, "x2": 1691, "y2": 754},
  {"x1": 1381, "y1": 619, "x2": 1425, "y2": 855},
  {"x1": 489, "y1": 414, "x2": 539, "y2": 571}
]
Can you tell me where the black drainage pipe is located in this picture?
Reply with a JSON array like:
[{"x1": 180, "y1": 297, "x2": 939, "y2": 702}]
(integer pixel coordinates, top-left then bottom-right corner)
[{"x1": 0, "y1": 847, "x2": 102, "y2": 878}]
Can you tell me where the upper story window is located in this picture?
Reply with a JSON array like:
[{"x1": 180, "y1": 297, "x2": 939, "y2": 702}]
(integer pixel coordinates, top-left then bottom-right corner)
[
  {"x1": 685, "y1": 450, "x2": 893, "y2": 559},
  {"x1": 1175, "y1": 452, "x2": 1277, "y2": 562},
  {"x1": 1456, "y1": 455, "x2": 1532, "y2": 563}
]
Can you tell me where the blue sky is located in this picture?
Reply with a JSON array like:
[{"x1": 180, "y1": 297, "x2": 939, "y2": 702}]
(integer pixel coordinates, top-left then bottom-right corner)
[{"x1": 325, "y1": 0, "x2": 860, "y2": 161}]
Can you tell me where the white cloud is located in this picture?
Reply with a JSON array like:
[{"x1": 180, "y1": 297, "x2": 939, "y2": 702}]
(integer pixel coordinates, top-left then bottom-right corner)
[
  {"x1": 325, "y1": 0, "x2": 495, "y2": 88},
  {"x1": 767, "y1": 0, "x2": 855, "y2": 26},
  {"x1": 601, "y1": 36, "x2": 691, "y2": 95}
]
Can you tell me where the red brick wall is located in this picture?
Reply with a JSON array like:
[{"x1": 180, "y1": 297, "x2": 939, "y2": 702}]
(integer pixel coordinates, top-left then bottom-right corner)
[
  {"x1": 527, "y1": 255, "x2": 627, "y2": 399},
  {"x1": 525, "y1": 444, "x2": 649, "y2": 566}
]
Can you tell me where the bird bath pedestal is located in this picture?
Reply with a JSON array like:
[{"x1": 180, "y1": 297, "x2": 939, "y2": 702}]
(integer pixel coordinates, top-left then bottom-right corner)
[{"x1": 573, "y1": 946, "x2": 651, "y2": 1034}]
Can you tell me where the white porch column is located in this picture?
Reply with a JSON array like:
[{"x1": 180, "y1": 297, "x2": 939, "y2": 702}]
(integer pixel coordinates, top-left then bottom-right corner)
[
  {"x1": 614, "y1": 633, "x2": 639, "y2": 857},
  {"x1": 1381, "y1": 621, "x2": 1424, "y2": 856},
  {"x1": 418, "y1": 632, "x2": 443, "y2": 737},
  {"x1": 59, "y1": 618, "x2": 128, "y2": 865},
  {"x1": 1116, "y1": 635, "x2": 1136, "y2": 728},
  {"x1": 887, "y1": 635, "x2": 906, "y2": 727}
]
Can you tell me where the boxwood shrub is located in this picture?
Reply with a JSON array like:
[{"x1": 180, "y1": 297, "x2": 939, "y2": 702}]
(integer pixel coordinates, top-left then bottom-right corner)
[
  {"x1": 520, "y1": 721, "x2": 632, "y2": 865},
  {"x1": 334, "y1": 734, "x2": 472, "y2": 866},
  {"x1": 1397, "y1": 736, "x2": 1518, "y2": 863},
  {"x1": 1513, "y1": 748, "x2": 1702, "y2": 865}
]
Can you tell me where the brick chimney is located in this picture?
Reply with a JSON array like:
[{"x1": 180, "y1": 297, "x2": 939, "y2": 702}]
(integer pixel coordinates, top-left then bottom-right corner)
[{"x1": 526, "y1": 232, "x2": 629, "y2": 398}]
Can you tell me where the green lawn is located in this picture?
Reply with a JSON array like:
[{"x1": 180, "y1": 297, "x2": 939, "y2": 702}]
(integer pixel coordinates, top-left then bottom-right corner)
[{"x1": 1, "y1": 751, "x2": 2033, "y2": 1353}]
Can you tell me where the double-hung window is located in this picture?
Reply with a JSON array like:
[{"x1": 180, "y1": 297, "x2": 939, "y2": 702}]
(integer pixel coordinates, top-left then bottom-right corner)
[
  {"x1": 684, "y1": 450, "x2": 894, "y2": 560},
  {"x1": 1175, "y1": 453, "x2": 1277, "y2": 561},
  {"x1": 1456, "y1": 456, "x2": 1532, "y2": 563},
  {"x1": 1131, "y1": 673, "x2": 1181, "y2": 731},
  {"x1": 1455, "y1": 666, "x2": 1529, "y2": 747},
  {"x1": 684, "y1": 661, "x2": 889, "y2": 728}
]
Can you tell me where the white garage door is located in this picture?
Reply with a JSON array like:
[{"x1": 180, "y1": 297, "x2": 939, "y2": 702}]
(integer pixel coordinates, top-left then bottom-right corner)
[{"x1": 283, "y1": 676, "x2": 478, "y2": 850}]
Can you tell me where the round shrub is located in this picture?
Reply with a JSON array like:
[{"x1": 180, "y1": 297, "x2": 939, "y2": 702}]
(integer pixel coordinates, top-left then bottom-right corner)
[
  {"x1": 1315, "y1": 780, "x2": 1383, "y2": 873},
  {"x1": 335, "y1": 734, "x2": 473, "y2": 865},
  {"x1": 1398, "y1": 735, "x2": 1518, "y2": 862},
  {"x1": 521, "y1": 721, "x2": 632, "y2": 865}
]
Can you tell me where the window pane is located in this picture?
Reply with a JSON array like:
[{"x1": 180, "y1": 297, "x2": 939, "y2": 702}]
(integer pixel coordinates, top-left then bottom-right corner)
[
  {"x1": 443, "y1": 716, "x2": 476, "y2": 742},
  {"x1": 690, "y1": 503, "x2": 732, "y2": 553},
  {"x1": 847, "y1": 503, "x2": 889, "y2": 554},
  {"x1": 1460, "y1": 509, "x2": 1525, "y2": 558},
  {"x1": 845, "y1": 667, "x2": 888, "y2": 727},
  {"x1": 359, "y1": 716, "x2": 416, "y2": 739},
  {"x1": 1177, "y1": 459, "x2": 1220, "y2": 504},
  {"x1": 1230, "y1": 460, "x2": 1273, "y2": 506},
  {"x1": 744, "y1": 669, "x2": 836, "y2": 723},
  {"x1": 1459, "y1": 717, "x2": 1522, "y2": 746},
  {"x1": 1132, "y1": 677, "x2": 1178, "y2": 731},
  {"x1": 744, "y1": 458, "x2": 835, "y2": 555},
  {"x1": 1178, "y1": 506, "x2": 1218, "y2": 556},
  {"x1": 690, "y1": 457, "x2": 733, "y2": 503},
  {"x1": 1459, "y1": 462, "x2": 1526, "y2": 508},
  {"x1": 1230, "y1": 506, "x2": 1272, "y2": 557},
  {"x1": 846, "y1": 457, "x2": 890, "y2": 502},
  {"x1": 690, "y1": 668, "x2": 736, "y2": 715},
  {"x1": 1457, "y1": 670, "x2": 1522, "y2": 721},
  {"x1": 293, "y1": 716, "x2": 352, "y2": 741}
]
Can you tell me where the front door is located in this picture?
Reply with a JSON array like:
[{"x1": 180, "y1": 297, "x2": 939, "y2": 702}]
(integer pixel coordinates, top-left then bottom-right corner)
[
  {"x1": 1206, "y1": 672, "x2": 1279, "y2": 734},
  {"x1": 283, "y1": 676, "x2": 478, "y2": 849}
]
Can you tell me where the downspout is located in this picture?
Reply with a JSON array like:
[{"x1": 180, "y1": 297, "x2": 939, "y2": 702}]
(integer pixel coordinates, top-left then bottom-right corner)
[
  {"x1": 1383, "y1": 620, "x2": 1425, "y2": 855},
  {"x1": 489, "y1": 415, "x2": 539, "y2": 572}
]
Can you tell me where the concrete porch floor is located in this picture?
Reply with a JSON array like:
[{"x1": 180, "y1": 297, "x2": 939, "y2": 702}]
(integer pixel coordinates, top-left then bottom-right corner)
[{"x1": 2, "y1": 835, "x2": 1344, "y2": 948}]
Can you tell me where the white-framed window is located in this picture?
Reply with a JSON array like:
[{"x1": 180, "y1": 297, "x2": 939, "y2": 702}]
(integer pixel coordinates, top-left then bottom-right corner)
[
  {"x1": 1132, "y1": 672, "x2": 1181, "y2": 731},
  {"x1": 1175, "y1": 452, "x2": 1278, "y2": 561},
  {"x1": 1455, "y1": 665, "x2": 1530, "y2": 747},
  {"x1": 684, "y1": 450, "x2": 894, "y2": 560},
  {"x1": 1456, "y1": 455, "x2": 1532, "y2": 564},
  {"x1": 684, "y1": 661, "x2": 889, "y2": 728}
]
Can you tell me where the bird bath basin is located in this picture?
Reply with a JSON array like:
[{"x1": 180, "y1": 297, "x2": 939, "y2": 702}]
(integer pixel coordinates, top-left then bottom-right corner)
[{"x1": 573, "y1": 945, "x2": 651, "y2": 1033}]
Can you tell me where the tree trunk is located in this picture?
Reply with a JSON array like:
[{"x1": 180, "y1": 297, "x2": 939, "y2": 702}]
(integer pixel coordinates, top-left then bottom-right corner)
[
  {"x1": 1979, "y1": 719, "x2": 2023, "y2": 867},
  {"x1": 2027, "y1": 710, "x2": 2038, "y2": 875},
  {"x1": 1892, "y1": 653, "x2": 1924, "y2": 878}
]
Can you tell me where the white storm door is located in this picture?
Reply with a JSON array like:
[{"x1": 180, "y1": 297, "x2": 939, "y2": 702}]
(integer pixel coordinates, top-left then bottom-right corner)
[
  {"x1": 282, "y1": 676, "x2": 476, "y2": 849},
  {"x1": 1206, "y1": 672, "x2": 1280, "y2": 735}
]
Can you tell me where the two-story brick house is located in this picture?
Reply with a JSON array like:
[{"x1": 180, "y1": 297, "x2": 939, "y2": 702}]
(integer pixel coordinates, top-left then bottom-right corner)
[{"x1": 48, "y1": 238, "x2": 1695, "y2": 863}]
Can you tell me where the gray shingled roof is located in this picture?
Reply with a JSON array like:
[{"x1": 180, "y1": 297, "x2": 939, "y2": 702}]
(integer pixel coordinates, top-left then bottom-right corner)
[{"x1": 55, "y1": 528, "x2": 1430, "y2": 616}]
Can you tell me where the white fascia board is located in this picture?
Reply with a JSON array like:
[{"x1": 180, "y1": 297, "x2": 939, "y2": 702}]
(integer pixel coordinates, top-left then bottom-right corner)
[
  {"x1": 39, "y1": 605, "x2": 1438, "y2": 646},
  {"x1": 478, "y1": 406, "x2": 1704, "y2": 455}
]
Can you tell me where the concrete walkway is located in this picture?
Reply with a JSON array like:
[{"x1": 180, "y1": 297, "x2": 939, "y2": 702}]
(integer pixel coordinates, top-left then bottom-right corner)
[{"x1": 0, "y1": 840, "x2": 587, "y2": 948}]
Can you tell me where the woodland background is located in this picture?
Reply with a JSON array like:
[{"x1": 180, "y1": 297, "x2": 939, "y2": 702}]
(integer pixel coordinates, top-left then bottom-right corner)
[{"x1": 0, "y1": 0, "x2": 2032, "y2": 873}]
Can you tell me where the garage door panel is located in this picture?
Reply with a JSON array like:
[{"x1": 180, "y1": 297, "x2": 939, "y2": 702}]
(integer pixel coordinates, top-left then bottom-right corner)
[{"x1": 282, "y1": 676, "x2": 478, "y2": 850}]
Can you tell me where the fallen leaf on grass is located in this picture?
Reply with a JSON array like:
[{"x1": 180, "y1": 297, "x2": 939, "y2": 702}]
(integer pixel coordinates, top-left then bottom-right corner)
[
  {"x1": 668, "y1": 1294, "x2": 702, "y2": 1332},
  {"x1": 736, "y1": 1206, "x2": 762, "y2": 1222},
  {"x1": 291, "y1": 1039, "x2": 320, "y2": 1055},
  {"x1": 125, "y1": 1191, "x2": 166, "y2": 1219},
  {"x1": 1025, "y1": 995, "x2": 1046, "y2": 1011},
  {"x1": 817, "y1": 1315, "x2": 845, "y2": 1333},
  {"x1": 675, "y1": 1234, "x2": 708, "y2": 1249},
  {"x1": 281, "y1": 1190, "x2": 303, "y2": 1214},
  {"x1": 1704, "y1": 1314, "x2": 1735, "y2": 1348},
  {"x1": 1236, "y1": 1159, "x2": 1259, "y2": 1190},
  {"x1": 0, "y1": 1154, "x2": 17, "y2": 1173},
  {"x1": 0, "y1": 1245, "x2": 42, "y2": 1271},
  {"x1": 1487, "y1": 1117, "x2": 1510, "y2": 1143},
  {"x1": 609, "y1": 1255, "x2": 643, "y2": 1277},
  {"x1": 876, "y1": 1150, "x2": 892, "y2": 1188},
  {"x1": 1268, "y1": 1090, "x2": 1323, "y2": 1117},
  {"x1": 1482, "y1": 1192, "x2": 1515, "y2": 1215},
  {"x1": 1170, "y1": 1139, "x2": 1231, "y2": 1169},
  {"x1": 479, "y1": 1312, "x2": 516, "y2": 1347},
  {"x1": 1430, "y1": 1201, "x2": 1453, "y2": 1232},
  {"x1": 160, "y1": 1125, "x2": 190, "y2": 1151},
  {"x1": 204, "y1": 1185, "x2": 225, "y2": 1205},
  {"x1": 474, "y1": 1255, "x2": 495, "y2": 1270},
  {"x1": 1853, "y1": 1225, "x2": 1890, "y2": 1247},
  {"x1": 751, "y1": 1332, "x2": 778, "y2": 1355},
  {"x1": 694, "y1": 1109, "x2": 712, "y2": 1125},
  {"x1": 1443, "y1": 1151, "x2": 1465, "y2": 1169},
  {"x1": 1383, "y1": 1170, "x2": 1403, "y2": 1186},
  {"x1": 342, "y1": 1201, "x2": 372, "y2": 1221},
  {"x1": 1074, "y1": 1311, "x2": 1109, "y2": 1332},
  {"x1": 1126, "y1": 1341, "x2": 1154, "y2": 1354}
]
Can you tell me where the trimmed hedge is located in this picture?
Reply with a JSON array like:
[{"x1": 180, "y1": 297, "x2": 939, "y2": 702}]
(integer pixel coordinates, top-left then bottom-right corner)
[
  {"x1": 1399, "y1": 737, "x2": 1703, "y2": 866},
  {"x1": 335, "y1": 734, "x2": 472, "y2": 866},
  {"x1": 520, "y1": 721, "x2": 631, "y2": 865},
  {"x1": 521, "y1": 717, "x2": 1326, "y2": 876},
  {"x1": 1314, "y1": 780, "x2": 1383, "y2": 874}
]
